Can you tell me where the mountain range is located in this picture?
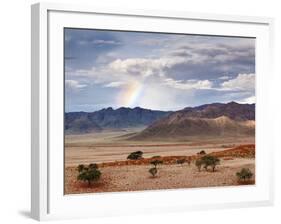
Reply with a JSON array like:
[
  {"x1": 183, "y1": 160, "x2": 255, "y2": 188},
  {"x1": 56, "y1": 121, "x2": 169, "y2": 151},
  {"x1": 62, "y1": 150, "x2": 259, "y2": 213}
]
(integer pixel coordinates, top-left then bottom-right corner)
[
  {"x1": 65, "y1": 107, "x2": 170, "y2": 134},
  {"x1": 65, "y1": 102, "x2": 255, "y2": 138},
  {"x1": 128, "y1": 102, "x2": 255, "y2": 140}
]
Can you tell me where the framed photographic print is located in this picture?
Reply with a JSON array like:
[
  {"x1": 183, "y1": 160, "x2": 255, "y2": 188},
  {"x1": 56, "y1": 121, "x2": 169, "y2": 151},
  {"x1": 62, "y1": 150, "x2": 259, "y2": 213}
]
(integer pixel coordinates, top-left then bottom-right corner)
[{"x1": 31, "y1": 2, "x2": 274, "y2": 221}]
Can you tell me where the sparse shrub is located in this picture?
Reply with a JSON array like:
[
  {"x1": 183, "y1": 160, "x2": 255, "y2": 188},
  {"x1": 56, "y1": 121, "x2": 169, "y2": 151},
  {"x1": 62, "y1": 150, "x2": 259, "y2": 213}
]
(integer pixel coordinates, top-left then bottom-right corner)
[
  {"x1": 77, "y1": 164, "x2": 85, "y2": 173},
  {"x1": 195, "y1": 159, "x2": 203, "y2": 171},
  {"x1": 195, "y1": 155, "x2": 220, "y2": 172},
  {"x1": 149, "y1": 167, "x2": 158, "y2": 177},
  {"x1": 151, "y1": 155, "x2": 161, "y2": 159},
  {"x1": 127, "y1": 151, "x2": 143, "y2": 160},
  {"x1": 77, "y1": 163, "x2": 101, "y2": 186},
  {"x1": 197, "y1": 150, "x2": 206, "y2": 155},
  {"x1": 89, "y1": 163, "x2": 98, "y2": 169},
  {"x1": 150, "y1": 159, "x2": 163, "y2": 168},
  {"x1": 236, "y1": 168, "x2": 253, "y2": 182},
  {"x1": 176, "y1": 158, "x2": 186, "y2": 165},
  {"x1": 201, "y1": 155, "x2": 220, "y2": 172},
  {"x1": 149, "y1": 159, "x2": 162, "y2": 178}
]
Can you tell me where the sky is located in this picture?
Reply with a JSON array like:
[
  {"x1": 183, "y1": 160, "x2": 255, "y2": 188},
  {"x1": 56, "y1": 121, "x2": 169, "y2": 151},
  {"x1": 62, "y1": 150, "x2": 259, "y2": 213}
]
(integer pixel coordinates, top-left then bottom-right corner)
[{"x1": 65, "y1": 28, "x2": 255, "y2": 112}]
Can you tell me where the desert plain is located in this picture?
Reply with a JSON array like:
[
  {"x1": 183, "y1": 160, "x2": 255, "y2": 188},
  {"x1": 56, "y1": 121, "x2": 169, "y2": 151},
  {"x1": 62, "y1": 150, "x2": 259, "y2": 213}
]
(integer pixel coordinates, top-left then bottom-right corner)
[{"x1": 64, "y1": 128, "x2": 255, "y2": 194}]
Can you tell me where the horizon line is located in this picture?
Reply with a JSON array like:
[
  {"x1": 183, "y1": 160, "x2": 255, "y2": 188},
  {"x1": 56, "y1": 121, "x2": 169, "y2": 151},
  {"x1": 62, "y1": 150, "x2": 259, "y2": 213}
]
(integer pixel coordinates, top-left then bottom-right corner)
[{"x1": 65, "y1": 101, "x2": 255, "y2": 113}]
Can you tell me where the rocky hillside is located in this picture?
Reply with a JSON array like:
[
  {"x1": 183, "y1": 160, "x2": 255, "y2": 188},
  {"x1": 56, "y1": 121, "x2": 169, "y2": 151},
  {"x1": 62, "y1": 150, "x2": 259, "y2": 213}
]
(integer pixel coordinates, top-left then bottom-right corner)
[
  {"x1": 181, "y1": 102, "x2": 254, "y2": 121},
  {"x1": 128, "y1": 102, "x2": 255, "y2": 140}
]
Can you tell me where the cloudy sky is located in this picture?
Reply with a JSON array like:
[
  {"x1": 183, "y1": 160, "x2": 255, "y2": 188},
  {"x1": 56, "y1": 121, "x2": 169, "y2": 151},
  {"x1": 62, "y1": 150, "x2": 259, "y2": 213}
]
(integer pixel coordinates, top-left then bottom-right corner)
[{"x1": 65, "y1": 28, "x2": 255, "y2": 112}]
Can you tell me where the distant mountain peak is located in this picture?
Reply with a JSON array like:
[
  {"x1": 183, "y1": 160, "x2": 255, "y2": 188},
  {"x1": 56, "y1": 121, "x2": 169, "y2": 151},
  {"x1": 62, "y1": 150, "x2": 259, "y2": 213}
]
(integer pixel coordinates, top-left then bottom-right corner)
[
  {"x1": 228, "y1": 101, "x2": 239, "y2": 104},
  {"x1": 128, "y1": 102, "x2": 255, "y2": 140},
  {"x1": 65, "y1": 107, "x2": 170, "y2": 134}
]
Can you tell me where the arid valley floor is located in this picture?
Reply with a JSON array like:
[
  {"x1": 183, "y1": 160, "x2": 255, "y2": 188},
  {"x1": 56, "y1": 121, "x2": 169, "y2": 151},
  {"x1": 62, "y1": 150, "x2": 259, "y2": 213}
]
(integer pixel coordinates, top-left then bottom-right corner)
[{"x1": 64, "y1": 129, "x2": 255, "y2": 194}]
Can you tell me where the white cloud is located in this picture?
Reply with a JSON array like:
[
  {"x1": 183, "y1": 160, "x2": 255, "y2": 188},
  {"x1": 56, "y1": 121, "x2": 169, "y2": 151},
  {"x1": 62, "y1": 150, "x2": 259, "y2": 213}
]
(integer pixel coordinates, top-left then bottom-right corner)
[
  {"x1": 104, "y1": 81, "x2": 126, "y2": 88},
  {"x1": 77, "y1": 40, "x2": 88, "y2": 45},
  {"x1": 164, "y1": 78, "x2": 213, "y2": 90},
  {"x1": 65, "y1": 80, "x2": 87, "y2": 90},
  {"x1": 219, "y1": 75, "x2": 230, "y2": 80},
  {"x1": 69, "y1": 56, "x2": 191, "y2": 86},
  {"x1": 137, "y1": 85, "x2": 181, "y2": 111},
  {"x1": 237, "y1": 96, "x2": 256, "y2": 104},
  {"x1": 92, "y1": 39, "x2": 121, "y2": 45},
  {"x1": 220, "y1": 73, "x2": 255, "y2": 91},
  {"x1": 107, "y1": 57, "x2": 189, "y2": 80}
]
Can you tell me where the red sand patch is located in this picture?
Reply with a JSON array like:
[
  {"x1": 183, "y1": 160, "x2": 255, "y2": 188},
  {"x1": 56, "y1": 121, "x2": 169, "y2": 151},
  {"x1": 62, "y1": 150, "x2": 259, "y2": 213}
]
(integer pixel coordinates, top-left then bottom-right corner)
[
  {"x1": 209, "y1": 144, "x2": 255, "y2": 158},
  {"x1": 96, "y1": 144, "x2": 255, "y2": 168}
]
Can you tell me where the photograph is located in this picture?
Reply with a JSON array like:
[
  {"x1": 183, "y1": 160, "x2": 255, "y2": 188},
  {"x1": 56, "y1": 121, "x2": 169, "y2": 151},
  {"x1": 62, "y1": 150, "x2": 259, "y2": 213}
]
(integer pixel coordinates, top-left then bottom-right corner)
[{"x1": 64, "y1": 28, "x2": 255, "y2": 194}]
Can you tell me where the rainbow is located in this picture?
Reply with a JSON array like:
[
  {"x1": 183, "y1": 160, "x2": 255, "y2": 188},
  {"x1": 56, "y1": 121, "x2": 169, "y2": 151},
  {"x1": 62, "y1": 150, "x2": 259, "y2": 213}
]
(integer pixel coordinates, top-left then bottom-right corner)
[{"x1": 117, "y1": 81, "x2": 144, "y2": 108}]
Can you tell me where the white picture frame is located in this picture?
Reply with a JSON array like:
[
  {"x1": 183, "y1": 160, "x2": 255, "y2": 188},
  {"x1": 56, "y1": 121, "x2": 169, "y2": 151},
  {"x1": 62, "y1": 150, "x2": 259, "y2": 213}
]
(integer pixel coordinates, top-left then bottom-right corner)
[{"x1": 31, "y1": 2, "x2": 274, "y2": 221}]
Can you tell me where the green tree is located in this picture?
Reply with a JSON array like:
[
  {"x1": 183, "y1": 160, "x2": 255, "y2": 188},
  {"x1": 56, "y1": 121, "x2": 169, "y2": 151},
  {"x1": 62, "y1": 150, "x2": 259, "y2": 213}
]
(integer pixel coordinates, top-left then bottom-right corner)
[
  {"x1": 149, "y1": 159, "x2": 163, "y2": 178},
  {"x1": 77, "y1": 164, "x2": 102, "y2": 187},
  {"x1": 201, "y1": 155, "x2": 220, "y2": 172},
  {"x1": 150, "y1": 159, "x2": 163, "y2": 168},
  {"x1": 197, "y1": 150, "x2": 206, "y2": 155},
  {"x1": 127, "y1": 151, "x2": 143, "y2": 160},
  {"x1": 77, "y1": 164, "x2": 85, "y2": 173},
  {"x1": 236, "y1": 168, "x2": 253, "y2": 181}
]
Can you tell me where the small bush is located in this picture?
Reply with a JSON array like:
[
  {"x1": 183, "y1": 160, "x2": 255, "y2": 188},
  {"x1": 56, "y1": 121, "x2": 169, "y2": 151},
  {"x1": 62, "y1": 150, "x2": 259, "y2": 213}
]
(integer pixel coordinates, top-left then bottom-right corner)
[
  {"x1": 236, "y1": 168, "x2": 253, "y2": 181},
  {"x1": 127, "y1": 151, "x2": 143, "y2": 160},
  {"x1": 150, "y1": 159, "x2": 163, "y2": 168},
  {"x1": 77, "y1": 164, "x2": 101, "y2": 186},
  {"x1": 176, "y1": 158, "x2": 186, "y2": 165},
  {"x1": 77, "y1": 164, "x2": 85, "y2": 173},
  {"x1": 195, "y1": 155, "x2": 220, "y2": 172},
  {"x1": 197, "y1": 150, "x2": 206, "y2": 155},
  {"x1": 151, "y1": 155, "x2": 161, "y2": 159},
  {"x1": 149, "y1": 167, "x2": 158, "y2": 177},
  {"x1": 89, "y1": 163, "x2": 98, "y2": 169},
  {"x1": 201, "y1": 155, "x2": 220, "y2": 172}
]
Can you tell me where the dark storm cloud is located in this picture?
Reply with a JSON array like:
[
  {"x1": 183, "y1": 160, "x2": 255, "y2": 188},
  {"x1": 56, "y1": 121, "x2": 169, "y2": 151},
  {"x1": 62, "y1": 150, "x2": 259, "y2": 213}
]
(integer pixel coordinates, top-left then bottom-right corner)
[
  {"x1": 65, "y1": 28, "x2": 123, "y2": 70},
  {"x1": 165, "y1": 40, "x2": 255, "y2": 81}
]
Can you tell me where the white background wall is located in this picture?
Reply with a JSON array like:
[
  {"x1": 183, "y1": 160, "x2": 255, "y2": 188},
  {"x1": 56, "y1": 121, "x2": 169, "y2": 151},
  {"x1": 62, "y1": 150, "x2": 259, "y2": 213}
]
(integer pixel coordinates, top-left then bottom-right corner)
[{"x1": 0, "y1": 0, "x2": 280, "y2": 223}]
